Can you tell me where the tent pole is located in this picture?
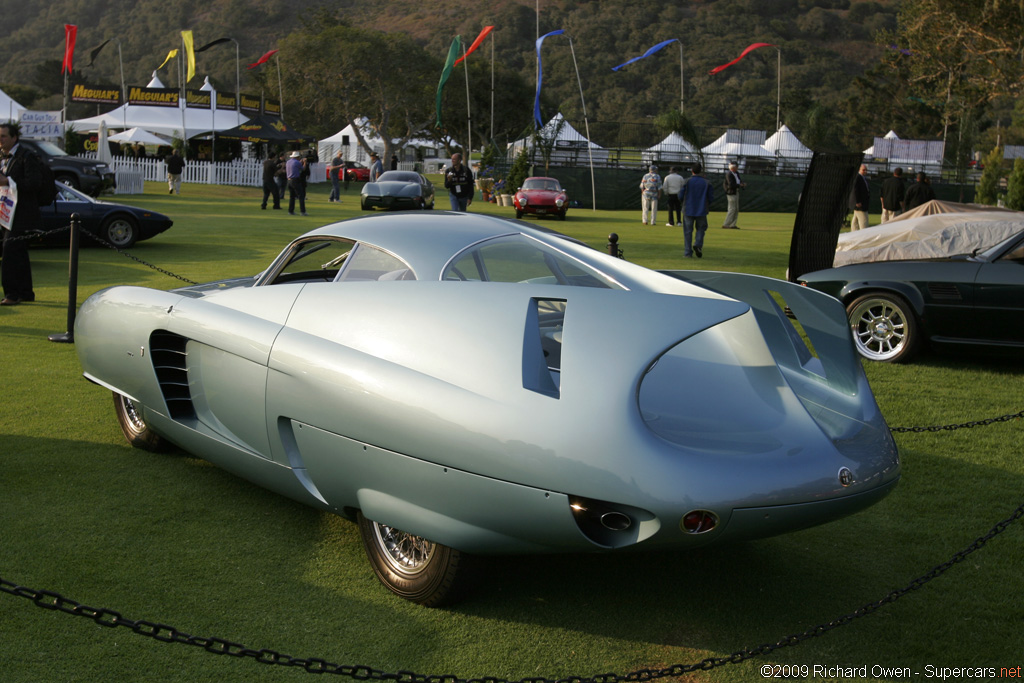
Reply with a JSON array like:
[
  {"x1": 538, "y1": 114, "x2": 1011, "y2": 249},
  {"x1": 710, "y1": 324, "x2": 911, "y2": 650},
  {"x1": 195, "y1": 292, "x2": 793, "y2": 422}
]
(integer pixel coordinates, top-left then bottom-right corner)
[{"x1": 567, "y1": 37, "x2": 596, "y2": 211}]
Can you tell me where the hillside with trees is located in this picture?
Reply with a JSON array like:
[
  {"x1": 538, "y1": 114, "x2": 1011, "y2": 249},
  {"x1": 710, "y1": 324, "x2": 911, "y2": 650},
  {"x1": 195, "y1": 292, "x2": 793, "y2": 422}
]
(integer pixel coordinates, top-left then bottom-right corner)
[{"x1": 0, "y1": 0, "x2": 1020, "y2": 159}]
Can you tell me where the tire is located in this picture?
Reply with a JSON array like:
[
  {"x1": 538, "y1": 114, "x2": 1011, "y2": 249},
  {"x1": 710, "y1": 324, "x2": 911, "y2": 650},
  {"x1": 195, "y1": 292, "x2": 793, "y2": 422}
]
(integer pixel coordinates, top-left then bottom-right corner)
[
  {"x1": 55, "y1": 174, "x2": 79, "y2": 190},
  {"x1": 112, "y1": 392, "x2": 168, "y2": 452},
  {"x1": 102, "y1": 215, "x2": 139, "y2": 248},
  {"x1": 515, "y1": 209, "x2": 524, "y2": 219},
  {"x1": 558, "y1": 211, "x2": 567, "y2": 221},
  {"x1": 357, "y1": 512, "x2": 465, "y2": 606},
  {"x1": 846, "y1": 293, "x2": 921, "y2": 363}
]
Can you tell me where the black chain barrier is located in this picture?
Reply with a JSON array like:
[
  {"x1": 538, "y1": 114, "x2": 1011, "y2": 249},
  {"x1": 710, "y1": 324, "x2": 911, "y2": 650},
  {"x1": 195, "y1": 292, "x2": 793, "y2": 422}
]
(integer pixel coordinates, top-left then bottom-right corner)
[
  {"x1": 7, "y1": 223, "x2": 199, "y2": 285},
  {"x1": 891, "y1": 409, "x2": 1024, "y2": 433}
]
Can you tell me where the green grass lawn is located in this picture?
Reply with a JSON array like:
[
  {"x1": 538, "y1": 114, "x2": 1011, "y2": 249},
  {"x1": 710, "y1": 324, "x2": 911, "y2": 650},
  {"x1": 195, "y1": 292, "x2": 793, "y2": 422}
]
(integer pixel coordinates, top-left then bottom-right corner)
[{"x1": 1, "y1": 181, "x2": 1022, "y2": 682}]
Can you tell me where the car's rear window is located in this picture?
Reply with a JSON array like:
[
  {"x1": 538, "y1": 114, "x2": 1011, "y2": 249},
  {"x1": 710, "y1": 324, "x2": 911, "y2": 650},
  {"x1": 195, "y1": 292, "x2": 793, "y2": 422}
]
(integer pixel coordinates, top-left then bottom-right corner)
[{"x1": 443, "y1": 235, "x2": 619, "y2": 289}]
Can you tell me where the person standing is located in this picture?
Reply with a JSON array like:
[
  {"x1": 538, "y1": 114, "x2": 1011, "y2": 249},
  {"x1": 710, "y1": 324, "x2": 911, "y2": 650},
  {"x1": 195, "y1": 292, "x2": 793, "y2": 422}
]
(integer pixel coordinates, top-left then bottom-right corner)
[
  {"x1": 286, "y1": 151, "x2": 308, "y2": 216},
  {"x1": 0, "y1": 122, "x2": 42, "y2": 305},
  {"x1": 722, "y1": 161, "x2": 745, "y2": 229},
  {"x1": 274, "y1": 152, "x2": 288, "y2": 199},
  {"x1": 849, "y1": 164, "x2": 870, "y2": 230},
  {"x1": 639, "y1": 165, "x2": 662, "y2": 225},
  {"x1": 679, "y1": 163, "x2": 714, "y2": 258},
  {"x1": 261, "y1": 154, "x2": 281, "y2": 210},
  {"x1": 880, "y1": 167, "x2": 906, "y2": 223},
  {"x1": 328, "y1": 151, "x2": 344, "y2": 203},
  {"x1": 165, "y1": 148, "x2": 185, "y2": 195},
  {"x1": 368, "y1": 152, "x2": 384, "y2": 182},
  {"x1": 443, "y1": 152, "x2": 475, "y2": 211},
  {"x1": 662, "y1": 166, "x2": 684, "y2": 226},
  {"x1": 904, "y1": 171, "x2": 936, "y2": 210},
  {"x1": 390, "y1": 154, "x2": 399, "y2": 171}
]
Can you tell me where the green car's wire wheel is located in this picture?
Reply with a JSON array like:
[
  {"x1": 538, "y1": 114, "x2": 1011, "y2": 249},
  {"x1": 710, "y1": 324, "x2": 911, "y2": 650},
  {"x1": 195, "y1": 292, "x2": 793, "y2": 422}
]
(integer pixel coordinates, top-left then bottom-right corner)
[
  {"x1": 846, "y1": 293, "x2": 920, "y2": 363},
  {"x1": 357, "y1": 512, "x2": 464, "y2": 607}
]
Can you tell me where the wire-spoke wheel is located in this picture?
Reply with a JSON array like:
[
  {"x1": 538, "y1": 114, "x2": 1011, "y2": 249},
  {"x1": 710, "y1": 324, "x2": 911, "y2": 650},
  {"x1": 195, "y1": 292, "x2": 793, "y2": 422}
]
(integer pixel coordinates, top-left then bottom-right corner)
[
  {"x1": 357, "y1": 512, "x2": 465, "y2": 606},
  {"x1": 846, "y1": 293, "x2": 920, "y2": 363},
  {"x1": 112, "y1": 392, "x2": 168, "y2": 451}
]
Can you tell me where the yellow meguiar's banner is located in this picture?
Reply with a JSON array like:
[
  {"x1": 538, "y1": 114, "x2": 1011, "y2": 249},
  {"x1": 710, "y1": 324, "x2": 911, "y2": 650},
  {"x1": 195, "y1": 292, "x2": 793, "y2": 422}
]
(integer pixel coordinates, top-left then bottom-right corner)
[{"x1": 182, "y1": 30, "x2": 195, "y2": 83}]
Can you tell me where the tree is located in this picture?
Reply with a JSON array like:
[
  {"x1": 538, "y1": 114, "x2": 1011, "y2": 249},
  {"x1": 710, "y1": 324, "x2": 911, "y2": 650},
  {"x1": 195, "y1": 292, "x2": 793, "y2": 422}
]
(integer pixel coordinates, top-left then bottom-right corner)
[
  {"x1": 975, "y1": 146, "x2": 1004, "y2": 205},
  {"x1": 1006, "y1": 157, "x2": 1024, "y2": 210},
  {"x1": 276, "y1": 15, "x2": 440, "y2": 161}
]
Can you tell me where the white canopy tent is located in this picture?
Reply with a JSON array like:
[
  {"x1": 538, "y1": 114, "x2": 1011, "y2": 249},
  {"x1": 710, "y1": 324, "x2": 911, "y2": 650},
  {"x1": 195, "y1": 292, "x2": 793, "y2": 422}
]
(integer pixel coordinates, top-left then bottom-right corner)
[
  {"x1": 0, "y1": 87, "x2": 26, "y2": 122},
  {"x1": 863, "y1": 130, "x2": 943, "y2": 175},
  {"x1": 763, "y1": 124, "x2": 813, "y2": 173},
  {"x1": 108, "y1": 127, "x2": 171, "y2": 146},
  {"x1": 507, "y1": 113, "x2": 609, "y2": 166},
  {"x1": 69, "y1": 74, "x2": 247, "y2": 140},
  {"x1": 318, "y1": 118, "x2": 448, "y2": 169},
  {"x1": 642, "y1": 132, "x2": 698, "y2": 166},
  {"x1": 701, "y1": 129, "x2": 772, "y2": 173}
]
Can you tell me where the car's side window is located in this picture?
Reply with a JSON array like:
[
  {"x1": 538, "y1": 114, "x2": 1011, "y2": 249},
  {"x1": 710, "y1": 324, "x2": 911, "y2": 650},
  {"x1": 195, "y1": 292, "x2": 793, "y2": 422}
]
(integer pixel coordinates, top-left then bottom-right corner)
[
  {"x1": 1000, "y1": 241, "x2": 1024, "y2": 262},
  {"x1": 259, "y1": 238, "x2": 356, "y2": 286},
  {"x1": 336, "y1": 244, "x2": 415, "y2": 281},
  {"x1": 443, "y1": 236, "x2": 618, "y2": 288}
]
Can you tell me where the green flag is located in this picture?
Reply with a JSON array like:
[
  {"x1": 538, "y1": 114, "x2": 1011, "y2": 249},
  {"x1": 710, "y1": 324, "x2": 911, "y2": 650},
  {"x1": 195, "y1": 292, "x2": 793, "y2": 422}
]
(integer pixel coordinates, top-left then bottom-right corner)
[{"x1": 435, "y1": 36, "x2": 461, "y2": 129}]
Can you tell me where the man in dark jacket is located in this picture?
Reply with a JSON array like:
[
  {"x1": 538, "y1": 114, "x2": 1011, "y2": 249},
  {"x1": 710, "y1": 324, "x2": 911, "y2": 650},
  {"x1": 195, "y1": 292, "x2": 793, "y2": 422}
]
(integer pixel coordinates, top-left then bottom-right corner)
[
  {"x1": 443, "y1": 153, "x2": 474, "y2": 211},
  {"x1": 261, "y1": 154, "x2": 282, "y2": 209},
  {"x1": 880, "y1": 168, "x2": 906, "y2": 223},
  {"x1": 904, "y1": 172, "x2": 936, "y2": 210},
  {"x1": 679, "y1": 163, "x2": 714, "y2": 258},
  {"x1": 0, "y1": 121, "x2": 42, "y2": 305},
  {"x1": 849, "y1": 164, "x2": 871, "y2": 230}
]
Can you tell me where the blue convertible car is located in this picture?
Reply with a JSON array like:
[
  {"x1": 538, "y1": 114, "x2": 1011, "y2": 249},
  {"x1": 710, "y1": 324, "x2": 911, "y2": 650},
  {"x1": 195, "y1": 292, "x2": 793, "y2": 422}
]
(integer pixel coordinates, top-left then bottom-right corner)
[{"x1": 75, "y1": 212, "x2": 899, "y2": 605}]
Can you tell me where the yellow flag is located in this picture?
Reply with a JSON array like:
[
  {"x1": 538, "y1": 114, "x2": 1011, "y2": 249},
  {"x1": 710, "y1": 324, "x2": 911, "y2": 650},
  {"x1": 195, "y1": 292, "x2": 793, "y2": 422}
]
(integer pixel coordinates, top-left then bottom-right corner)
[
  {"x1": 181, "y1": 30, "x2": 195, "y2": 83},
  {"x1": 158, "y1": 49, "x2": 178, "y2": 70}
]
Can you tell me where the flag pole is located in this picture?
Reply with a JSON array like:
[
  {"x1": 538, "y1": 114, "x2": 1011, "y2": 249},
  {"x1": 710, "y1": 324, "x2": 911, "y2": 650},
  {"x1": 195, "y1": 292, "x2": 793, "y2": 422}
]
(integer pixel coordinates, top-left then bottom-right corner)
[
  {"x1": 276, "y1": 53, "x2": 284, "y2": 119},
  {"x1": 490, "y1": 32, "x2": 495, "y2": 144},
  {"x1": 776, "y1": 46, "x2": 781, "y2": 132},
  {"x1": 567, "y1": 36, "x2": 596, "y2": 211},
  {"x1": 462, "y1": 45, "x2": 472, "y2": 163},
  {"x1": 679, "y1": 42, "x2": 685, "y2": 115}
]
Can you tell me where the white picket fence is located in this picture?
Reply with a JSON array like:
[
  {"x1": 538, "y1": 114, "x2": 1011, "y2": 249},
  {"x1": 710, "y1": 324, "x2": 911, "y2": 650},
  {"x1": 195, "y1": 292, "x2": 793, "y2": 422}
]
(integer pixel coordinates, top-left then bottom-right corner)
[{"x1": 78, "y1": 153, "x2": 326, "y2": 194}]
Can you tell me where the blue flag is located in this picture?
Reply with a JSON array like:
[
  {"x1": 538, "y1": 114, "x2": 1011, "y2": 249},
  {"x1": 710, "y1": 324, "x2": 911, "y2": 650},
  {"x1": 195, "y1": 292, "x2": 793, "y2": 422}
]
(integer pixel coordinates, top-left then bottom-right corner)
[
  {"x1": 612, "y1": 39, "x2": 678, "y2": 71},
  {"x1": 534, "y1": 29, "x2": 564, "y2": 127}
]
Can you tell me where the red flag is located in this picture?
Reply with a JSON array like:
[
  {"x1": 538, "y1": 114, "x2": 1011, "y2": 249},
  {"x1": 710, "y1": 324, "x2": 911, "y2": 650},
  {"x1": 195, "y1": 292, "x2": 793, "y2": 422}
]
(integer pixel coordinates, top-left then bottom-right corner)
[
  {"x1": 454, "y1": 26, "x2": 494, "y2": 66},
  {"x1": 247, "y1": 49, "x2": 279, "y2": 70},
  {"x1": 709, "y1": 42, "x2": 775, "y2": 75},
  {"x1": 62, "y1": 24, "x2": 78, "y2": 74}
]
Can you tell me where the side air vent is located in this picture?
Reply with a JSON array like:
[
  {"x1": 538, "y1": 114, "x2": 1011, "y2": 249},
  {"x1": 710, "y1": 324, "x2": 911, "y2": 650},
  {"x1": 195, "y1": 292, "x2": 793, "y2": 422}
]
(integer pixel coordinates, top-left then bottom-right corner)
[
  {"x1": 927, "y1": 283, "x2": 962, "y2": 301},
  {"x1": 149, "y1": 330, "x2": 195, "y2": 419}
]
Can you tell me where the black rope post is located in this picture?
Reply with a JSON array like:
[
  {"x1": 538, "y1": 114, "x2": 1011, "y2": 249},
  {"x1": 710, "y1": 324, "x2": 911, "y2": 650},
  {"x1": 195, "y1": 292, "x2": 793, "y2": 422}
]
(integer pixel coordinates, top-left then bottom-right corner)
[
  {"x1": 48, "y1": 213, "x2": 80, "y2": 344},
  {"x1": 607, "y1": 232, "x2": 623, "y2": 259}
]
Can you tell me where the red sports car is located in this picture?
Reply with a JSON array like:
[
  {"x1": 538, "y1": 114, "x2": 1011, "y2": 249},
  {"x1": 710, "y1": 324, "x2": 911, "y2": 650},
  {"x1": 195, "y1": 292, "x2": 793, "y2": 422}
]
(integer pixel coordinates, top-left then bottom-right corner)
[
  {"x1": 513, "y1": 176, "x2": 569, "y2": 220},
  {"x1": 326, "y1": 161, "x2": 370, "y2": 182}
]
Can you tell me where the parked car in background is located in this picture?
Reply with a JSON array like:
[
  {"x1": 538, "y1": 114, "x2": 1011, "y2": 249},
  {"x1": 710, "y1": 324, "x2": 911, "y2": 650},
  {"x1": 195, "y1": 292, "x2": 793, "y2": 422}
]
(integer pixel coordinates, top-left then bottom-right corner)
[
  {"x1": 342, "y1": 161, "x2": 369, "y2": 182},
  {"x1": 19, "y1": 138, "x2": 116, "y2": 196},
  {"x1": 513, "y1": 176, "x2": 569, "y2": 220},
  {"x1": 799, "y1": 225, "x2": 1024, "y2": 362},
  {"x1": 33, "y1": 182, "x2": 172, "y2": 248},
  {"x1": 360, "y1": 170, "x2": 435, "y2": 210},
  {"x1": 75, "y1": 212, "x2": 898, "y2": 606}
]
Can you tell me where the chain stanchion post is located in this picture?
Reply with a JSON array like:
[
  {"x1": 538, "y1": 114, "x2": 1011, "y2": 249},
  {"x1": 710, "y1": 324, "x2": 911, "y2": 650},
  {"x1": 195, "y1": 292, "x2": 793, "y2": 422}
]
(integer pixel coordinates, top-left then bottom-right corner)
[{"x1": 48, "y1": 213, "x2": 80, "y2": 344}]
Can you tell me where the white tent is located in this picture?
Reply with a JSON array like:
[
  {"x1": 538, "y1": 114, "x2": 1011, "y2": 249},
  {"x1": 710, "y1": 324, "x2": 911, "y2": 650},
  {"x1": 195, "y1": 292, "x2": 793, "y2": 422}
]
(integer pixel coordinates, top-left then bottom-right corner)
[
  {"x1": 319, "y1": 118, "x2": 448, "y2": 170},
  {"x1": 642, "y1": 132, "x2": 698, "y2": 165},
  {"x1": 863, "y1": 130, "x2": 899, "y2": 156},
  {"x1": 701, "y1": 129, "x2": 771, "y2": 173},
  {"x1": 507, "y1": 113, "x2": 609, "y2": 166},
  {"x1": 763, "y1": 124, "x2": 812, "y2": 158},
  {"x1": 0, "y1": 87, "x2": 26, "y2": 122},
  {"x1": 69, "y1": 75, "x2": 247, "y2": 139},
  {"x1": 108, "y1": 127, "x2": 171, "y2": 146},
  {"x1": 863, "y1": 129, "x2": 943, "y2": 175}
]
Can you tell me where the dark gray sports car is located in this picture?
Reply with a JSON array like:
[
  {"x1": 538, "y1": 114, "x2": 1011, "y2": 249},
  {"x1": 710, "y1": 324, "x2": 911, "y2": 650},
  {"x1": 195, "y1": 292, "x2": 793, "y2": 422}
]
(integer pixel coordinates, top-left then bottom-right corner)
[
  {"x1": 799, "y1": 227, "x2": 1024, "y2": 362},
  {"x1": 360, "y1": 171, "x2": 435, "y2": 211}
]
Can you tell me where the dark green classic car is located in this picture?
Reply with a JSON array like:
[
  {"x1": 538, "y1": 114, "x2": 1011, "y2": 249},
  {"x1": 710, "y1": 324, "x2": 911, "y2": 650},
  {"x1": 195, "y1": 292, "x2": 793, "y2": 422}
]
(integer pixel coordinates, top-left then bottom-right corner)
[{"x1": 799, "y1": 228, "x2": 1024, "y2": 362}]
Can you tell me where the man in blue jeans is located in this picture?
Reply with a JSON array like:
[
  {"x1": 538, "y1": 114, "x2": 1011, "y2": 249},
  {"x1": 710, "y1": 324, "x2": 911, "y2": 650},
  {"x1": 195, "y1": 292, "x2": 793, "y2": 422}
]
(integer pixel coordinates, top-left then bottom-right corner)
[
  {"x1": 443, "y1": 153, "x2": 475, "y2": 211},
  {"x1": 678, "y1": 163, "x2": 714, "y2": 258}
]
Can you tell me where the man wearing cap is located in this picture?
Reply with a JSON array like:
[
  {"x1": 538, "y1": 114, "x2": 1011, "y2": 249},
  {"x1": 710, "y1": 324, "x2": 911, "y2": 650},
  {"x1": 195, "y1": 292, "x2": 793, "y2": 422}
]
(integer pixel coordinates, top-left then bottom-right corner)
[
  {"x1": 722, "y1": 161, "x2": 745, "y2": 229},
  {"x1": 368, "y1": 152, "x2": 384, "y2": 183},
  {"x1": 639, "y1": 165, "x2": 662, "y2": 225},
  {"x1": 286, "y1": 151, "x2": 308, "y2": 216}
]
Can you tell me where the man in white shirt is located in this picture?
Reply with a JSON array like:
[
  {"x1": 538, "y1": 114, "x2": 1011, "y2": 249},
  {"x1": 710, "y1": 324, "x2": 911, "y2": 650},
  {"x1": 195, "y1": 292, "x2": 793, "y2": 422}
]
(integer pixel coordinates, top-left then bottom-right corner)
[{"x1": 662, "y1": 166, "x2": 685, "y2": 226}]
